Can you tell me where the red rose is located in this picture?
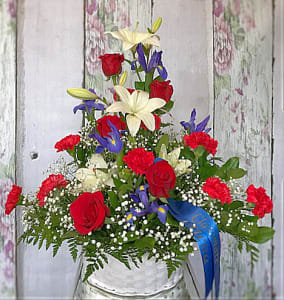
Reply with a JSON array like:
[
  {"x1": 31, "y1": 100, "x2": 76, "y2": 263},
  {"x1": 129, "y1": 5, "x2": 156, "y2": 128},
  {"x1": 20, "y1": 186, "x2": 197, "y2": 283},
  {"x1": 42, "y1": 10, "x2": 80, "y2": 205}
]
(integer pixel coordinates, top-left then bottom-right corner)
[
  {"x1": 202, "y1": 177, "x2": 231, "y2": 204},
  {"x1": 113, "y1": 88, "x2": 134, "y2": 101},
  {"x1": 146, "y1": 160, "x2": 176, "y2": 198},
  {"x1": 149, "y1": 80, "x2": 173, "y2": 103},
  {"x1": 246, "y1": 184, "x2": 273, "y2": 218},
  {"x1": 141, "y1": 114, "x2": 161, "y2": 131},
  {"x1": 55, "y1": 134, "x2": 80, "y2": 152},
  {"x1": 123, "y1": 148, "x2": 155, "y2": 175},
  {"x1": 5, "y1": 185, "x2": 22, "y2": 215},
  {"x1": 70, "y1": 191, "x2": 110, "y2": 235},
  {"x1": 37, "y1": 174, "x2": 68, "y2": 207},
  {"x1": 184, "y1": 132, "x2": 218, "y2": 156},
  {"x1": 99, "y1": 53, "x2": 124, "y2": 76},
  {"x1": 97, "y1": 115, "x2": 126, "y2": 137}
]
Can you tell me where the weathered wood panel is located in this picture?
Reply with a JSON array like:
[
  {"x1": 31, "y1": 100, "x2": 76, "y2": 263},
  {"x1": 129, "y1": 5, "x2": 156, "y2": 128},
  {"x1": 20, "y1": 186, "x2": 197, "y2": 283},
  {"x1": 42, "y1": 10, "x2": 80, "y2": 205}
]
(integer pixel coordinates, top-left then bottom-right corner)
[
  {"x1": 16, "y1": 0, "x2": 84, "y2": 297},
  {"x1": 0, "y1": 0, "x2": 16, "y2": 298},
  {"x1": 272, "y1": 0, "x2": 284, "y2": 298},
  {"x1": 85, "y1": 0, "x2": 152, "y2": 95},
  {"x1": 213, "y1": 0, "x2": 273, "y2": 298}
]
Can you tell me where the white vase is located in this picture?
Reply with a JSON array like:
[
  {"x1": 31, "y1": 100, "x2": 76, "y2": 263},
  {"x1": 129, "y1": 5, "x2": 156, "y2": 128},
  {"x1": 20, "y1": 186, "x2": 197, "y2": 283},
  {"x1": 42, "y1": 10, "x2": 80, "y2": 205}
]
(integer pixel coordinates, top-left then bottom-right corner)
[{"x1": 73, "y1": 255, "x2": 191, "y2": 299}]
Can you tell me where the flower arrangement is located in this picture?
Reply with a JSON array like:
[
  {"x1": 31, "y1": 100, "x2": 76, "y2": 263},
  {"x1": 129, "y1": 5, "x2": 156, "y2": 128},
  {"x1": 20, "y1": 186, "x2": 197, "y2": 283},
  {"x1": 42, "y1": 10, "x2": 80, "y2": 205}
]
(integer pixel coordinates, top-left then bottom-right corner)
[{"x1": 5, "y1": 17, "x2": 274, "y2": 297}]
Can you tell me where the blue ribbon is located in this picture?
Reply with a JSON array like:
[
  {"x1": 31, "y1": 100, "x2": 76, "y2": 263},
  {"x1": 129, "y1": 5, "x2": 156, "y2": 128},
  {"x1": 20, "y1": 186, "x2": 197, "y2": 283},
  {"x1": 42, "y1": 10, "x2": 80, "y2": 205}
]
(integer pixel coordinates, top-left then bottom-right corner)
[{"x1": 168, "y1": 199, "x2": 220, "y2": 299}]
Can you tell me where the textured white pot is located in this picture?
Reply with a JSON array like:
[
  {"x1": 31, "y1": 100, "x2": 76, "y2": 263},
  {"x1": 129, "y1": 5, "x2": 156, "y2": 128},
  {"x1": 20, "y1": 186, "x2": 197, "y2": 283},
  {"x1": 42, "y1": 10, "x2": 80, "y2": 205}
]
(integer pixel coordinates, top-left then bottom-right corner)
[{"x1": 73, "y1": 255, "x2": 190, "y2": 299}]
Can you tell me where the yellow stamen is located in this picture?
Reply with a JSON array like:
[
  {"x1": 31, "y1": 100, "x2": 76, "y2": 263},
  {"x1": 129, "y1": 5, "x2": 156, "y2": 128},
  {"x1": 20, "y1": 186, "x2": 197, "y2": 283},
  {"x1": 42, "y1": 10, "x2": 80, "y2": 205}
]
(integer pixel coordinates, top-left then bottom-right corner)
[
  {"x1": 157, "y1": 65, "x2": 163, "y2": 70},
  {"x1": 126, "y1": 214, "x2": 133, "y2": 221},
  {"x1": 111, "y1": 140, "x2": 116, "y2": 145},
  {"x1": 140, "y1": 186, "x2": 144, "y2": 191},
  {"x1": 158, "y1": 207, "x2": 165, "y2": 213}
]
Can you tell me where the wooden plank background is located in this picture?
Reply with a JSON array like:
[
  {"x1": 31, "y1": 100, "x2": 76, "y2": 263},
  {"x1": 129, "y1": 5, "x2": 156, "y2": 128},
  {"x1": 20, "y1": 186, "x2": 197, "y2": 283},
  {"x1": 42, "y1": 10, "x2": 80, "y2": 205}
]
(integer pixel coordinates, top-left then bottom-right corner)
[
  {"x1": 0, "y1": 0, "x2": 16, "y2": 298},
  {"x1": 0, "y1": 0, "x2": 282, "y2": 298}
]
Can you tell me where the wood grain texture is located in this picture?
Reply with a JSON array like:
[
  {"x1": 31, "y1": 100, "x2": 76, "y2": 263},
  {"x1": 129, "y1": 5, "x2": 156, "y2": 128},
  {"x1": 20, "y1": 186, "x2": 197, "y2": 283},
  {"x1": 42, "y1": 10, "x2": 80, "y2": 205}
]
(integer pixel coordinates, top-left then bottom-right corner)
[
  {"x1": 0, "y1": 0, "x2": 16, "y2": 298},
  {"x1": 213, "y1": 0, "x2": 273, "y2": 298},
  {"x1": 16, "y1": 0, "x2": 84, "y2": 297},
  {"x1": 85, "y1": 0, "x2": 152, "y2": 96},
  {"x1": 152, "y1": 0, "x2": 213, "y2": 133},
  {"x1": 272, "y1": 0, "x2": 284, "y2": 298}
]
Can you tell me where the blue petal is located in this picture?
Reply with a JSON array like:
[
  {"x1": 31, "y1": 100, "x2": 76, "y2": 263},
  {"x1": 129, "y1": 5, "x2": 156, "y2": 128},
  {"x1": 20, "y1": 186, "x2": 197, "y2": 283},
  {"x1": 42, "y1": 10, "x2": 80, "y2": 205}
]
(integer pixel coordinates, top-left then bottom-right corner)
[
  {"x1": 180, "y1": 121, "x2": 190, "y2": 130},
  {"x1": 157, "y1": 205, "x2": 168, "y2": 224},
  {"x1": 88, "y1": 88, "x2": 96, "y2": 95},
  {"x1": 196, "y1": 115, "x2": 210, "y2": 132},
  {"x1": 139, "y1": 191, "x2": 150, "y2": 208},
  {"x1": 205, "y1": 128, "x2": 211, "y2": 133},
  {"x1": 89, "y1": 130, "x2": 108, "y2": 148},
  {"x1": 73, "y1": 103, "x2": 86, "y2": 114},
  {"x1": 135, "y1": 184, "x2": 149, "y2": 195},
  {"x1": 157, "y1": 63, "x2": 168, "y2": 80},
  {"x1": 189, "y1": 109, "x2": 196, "y2": 132},
  {"x1": 148, "y1": 51, "x2": 161, "y2": 71},
  {"x1": 126, "y1": 212, "x2": 134, "y2": 224},
  {"x1": 136, "y1": 43, "x2": 147, "y2": 72},
  {"x1": 131, "y1": 60, "x2": 137, "y2": 71},
  {"x1": 130, "y1": 193, "x2": 140, "y2": 204},
  {"x1": 95, "y1": 145, "x2": 105, "y2": 154}
]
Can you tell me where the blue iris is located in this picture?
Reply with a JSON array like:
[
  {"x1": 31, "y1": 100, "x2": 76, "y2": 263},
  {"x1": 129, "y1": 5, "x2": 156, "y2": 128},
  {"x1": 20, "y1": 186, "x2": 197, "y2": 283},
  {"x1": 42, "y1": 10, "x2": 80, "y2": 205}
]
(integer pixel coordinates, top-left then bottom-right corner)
[
  {"x1": 89, "y1": 120, "x2": 123, "y2": 154},
  {"x1": 73, "y1": 89, "x2": 105, "y2": 114},
  {"x1": 181, "y1": 108, "x2": 211, "y2": 133},
  {"x1": 126, "y1": 185, "x2": 168, "y2": 225},
  {"x1": 131, "y1": 43, "x2": 168, "y2": 80}
]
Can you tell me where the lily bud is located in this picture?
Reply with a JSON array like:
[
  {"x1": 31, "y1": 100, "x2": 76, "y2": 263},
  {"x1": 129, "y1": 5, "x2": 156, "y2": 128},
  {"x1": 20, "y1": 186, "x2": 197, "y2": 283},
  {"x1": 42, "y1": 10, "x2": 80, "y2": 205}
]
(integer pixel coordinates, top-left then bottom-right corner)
[
  {"x1": 119, "y1": 71, "x2": 128, "y2": 86},
  {"x1": 67, "y1": 88, "x2": 98, "y2": 100},
  {"x1": 151, "y1": 17, "x2": 162, "y2": 33}
]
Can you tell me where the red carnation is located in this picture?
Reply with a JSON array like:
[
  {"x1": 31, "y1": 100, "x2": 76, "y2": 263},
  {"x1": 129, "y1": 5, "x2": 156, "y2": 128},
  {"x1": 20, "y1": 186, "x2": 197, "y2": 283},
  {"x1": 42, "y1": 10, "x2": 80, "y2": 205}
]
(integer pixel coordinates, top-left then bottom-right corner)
[
  {"x1": 5, "y1": 185, "x2": 22, "y2": 215},
  {"x1": 149, "y1": 80, "x2": 173, "y2": 103},
  {"x1": 37, "y1": 174, "x2": 68, "y2": 207},
  {"x1": 113, "y1": 88, "x2": 134, "y2": 101},
  {"x1": 70, "y1": 191, "x2": 110, "y2": 235},
  {"x1": 184, "y1": 132, "x2": 218, "y2": 156},
  {"x1": 99, "y1": 53, "x2": 124, "y2": 76},
  {"x1": 123, "y1": 148, "x2": 155, "y2": 175},
  {"x1": 202, "y1": 177, "x2": 231, "y2": 204},
  {"x1": 97, "y1": 115, "x2": 126, "y2": 137},
  {"x1": 141, "y1": 114, "x2": 161, "y2": 131},
  {"x1": 55, "y1": 134, "x2": 80, "y2": 152},
  {"x1": 246, "y1": 184, "x2": 273, "y2": 218},
  {"x1": 146, "y1": 160, "x2": 176, "y2": 198}
]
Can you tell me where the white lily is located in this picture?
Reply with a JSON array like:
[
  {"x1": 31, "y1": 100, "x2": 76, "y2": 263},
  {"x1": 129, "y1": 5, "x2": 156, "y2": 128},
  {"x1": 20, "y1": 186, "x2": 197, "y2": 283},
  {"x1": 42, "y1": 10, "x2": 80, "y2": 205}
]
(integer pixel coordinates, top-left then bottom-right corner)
[
  {"x1": 159, "y1": 144, "x2": 192, "y2": 176},
  {"x1": 106, "y1": 85, "x2": 166, "y2": 136},
  {"x1": 105, "y1": 28, "x2": 160, "y2": 51},
  {"x1": 75, "y1": 154, "x2": 114, "y2": 192}
]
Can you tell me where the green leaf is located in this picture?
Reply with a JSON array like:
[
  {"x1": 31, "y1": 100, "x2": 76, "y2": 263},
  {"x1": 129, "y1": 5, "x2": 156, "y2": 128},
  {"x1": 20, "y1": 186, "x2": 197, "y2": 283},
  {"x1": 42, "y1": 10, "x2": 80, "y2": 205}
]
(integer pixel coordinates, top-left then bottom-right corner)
[
  {"x1": 197, "y1": 165, "x2": 218, "y2": 181},
  {"x1": 153, "y1": 75, "x2": 163, "y2": 82},
  {"x1": 227, "y1": 200, "x2": 244, "y2": 210},
  {"x1": 160, "y1": 100, "x2": 174, "y2": 114},
  {"x1": 249, "y1": 227, "x2": 275, "y2": 244},
  {"x1": 166, "y1": 213, "x2": 179, "y2": 227},
  {"x1": 113, "y1": 177, "x2": 123, "y2": 189},
  {"x1": 135, "y1": 81, "x2": 145, "y2": 91},
  {"x1": 180, "y1": 147, "x2": 195, "y2": 161},
  {"x1": 216, "y1": 157, "x2": 240, "y2": 180},
  {"x1": 61, "y1": 231, "x2": 78, "y2": 239},
  {"x1": 194, "y1": 145, "x2": 206, "y2": 159},
  {"x1": 159, "y1": 197, "x2": 169, "y2": 204},
  {"x1": 145, "y1": 71, "x2": 154, "y2": 92},
  {"x1": 155, "y1": 134, "x2": 169, "y2": 155},
  {"x1": 227, "y1": 168, "x2": 247, "y2": 179},
  {"x1": 135, "y1": 237, "x2": 155, "y2": 249},
  {"x1": 108, "y1": 191, "x2": 119, "y2": 209},
  {"x1": 116, "y1": 149, "x2": 125, "y2": 169}
]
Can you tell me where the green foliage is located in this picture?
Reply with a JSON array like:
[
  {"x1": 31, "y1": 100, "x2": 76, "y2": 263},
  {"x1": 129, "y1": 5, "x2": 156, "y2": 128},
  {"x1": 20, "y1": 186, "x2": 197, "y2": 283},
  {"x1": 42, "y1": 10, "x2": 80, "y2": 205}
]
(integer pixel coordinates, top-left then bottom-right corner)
[
  {"x1": 134, "y1": 237, "x2": 155, "y2": 250},
  {"x1": 155, "y1": 134, "x2": 169, "y2": 155}
]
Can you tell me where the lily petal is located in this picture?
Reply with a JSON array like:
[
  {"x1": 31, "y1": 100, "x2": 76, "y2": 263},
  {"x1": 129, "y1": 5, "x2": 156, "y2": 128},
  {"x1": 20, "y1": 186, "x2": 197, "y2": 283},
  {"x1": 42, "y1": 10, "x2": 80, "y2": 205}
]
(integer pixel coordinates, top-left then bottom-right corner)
[
  {"x1": 106, "y1": 101, "x2": 130, "y2": 113},
  {"x1": 126, "y1": 114, "x2": 141, "y2": 136},
  {"x1": 142, "y1": 97, "x2": 166, "y2": 113},
  {"x1": 135, "y1": 111, "x2": 155, "y2": 131}
]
